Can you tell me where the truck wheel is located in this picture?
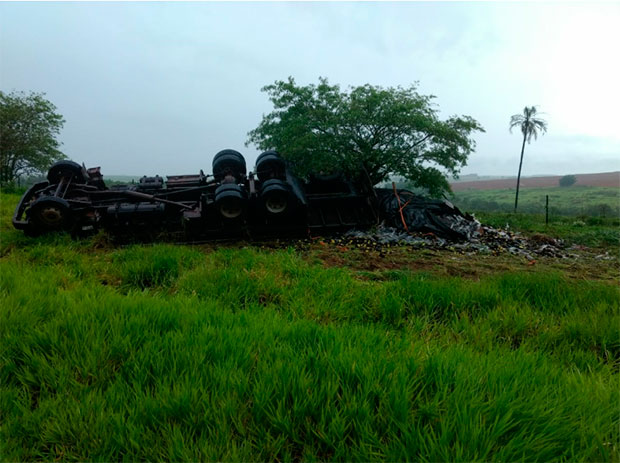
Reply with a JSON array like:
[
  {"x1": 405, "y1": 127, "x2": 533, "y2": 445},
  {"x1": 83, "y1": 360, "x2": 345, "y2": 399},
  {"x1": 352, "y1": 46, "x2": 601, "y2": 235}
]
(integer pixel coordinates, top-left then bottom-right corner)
[
  {"x1": 256, "y1": 151, "x2": 286, "y2": 181},
  {"x1": 212, "y1": 149, "x2": 246, "y2": 181},
  {"x1": 47, "y1": 160, "x2": 86, "y2": 184},
  {"x1": 260, "y1": 179, "x2": 291, "y2": 214},
  {"x1": 28, "y1": 196, "x2": 72, "y2": 232},
  {"x1": 215, "y1": 184, "x2": 247, "y2": 219}
]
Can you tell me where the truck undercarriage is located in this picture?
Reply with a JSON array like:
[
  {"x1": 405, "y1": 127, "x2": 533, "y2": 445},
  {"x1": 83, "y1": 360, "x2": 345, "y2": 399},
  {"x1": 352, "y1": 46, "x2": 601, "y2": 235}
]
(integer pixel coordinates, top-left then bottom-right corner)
[{"x1": 12, "y1": 150, "x2": 475, "y2": 241}]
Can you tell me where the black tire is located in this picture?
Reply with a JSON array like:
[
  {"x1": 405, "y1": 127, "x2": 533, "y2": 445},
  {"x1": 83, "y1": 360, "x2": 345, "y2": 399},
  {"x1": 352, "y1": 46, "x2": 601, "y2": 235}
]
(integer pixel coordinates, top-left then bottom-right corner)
[
  {"x1": 212, "y1": 149, "x2": 246, "y2": 181},
  {"x1": 214, "y1": 183, "x2": 247, "y2": 219},
  {"x1": 47, "y1": 160, "x2": 86, "y2": 185},
  {"x1": 260, "y1": 179, "x2": 291, "y2": 215},
  {"x1": 27, "y1": 196, "x2": 72, "y2": 232},
  {"x1": 256, "y1": 151, "x2": 286, "y2": 181}
]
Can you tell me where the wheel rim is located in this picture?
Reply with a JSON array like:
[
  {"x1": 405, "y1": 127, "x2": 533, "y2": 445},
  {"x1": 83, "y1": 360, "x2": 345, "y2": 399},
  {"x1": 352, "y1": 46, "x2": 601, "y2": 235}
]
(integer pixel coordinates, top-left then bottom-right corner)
[
  {"x1": 219, "y1": 200, "x2": 243, "y2": 219},
  {"x1": 265, "y1": 194, "x2": 288, "y2": 214},
  {"x1": 39, "y1": 207, "x2": 64, "y2": 226}
]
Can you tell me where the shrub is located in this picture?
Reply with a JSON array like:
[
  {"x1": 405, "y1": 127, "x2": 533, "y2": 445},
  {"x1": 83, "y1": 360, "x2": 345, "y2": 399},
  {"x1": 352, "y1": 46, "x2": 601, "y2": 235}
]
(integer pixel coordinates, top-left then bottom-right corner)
[{"x1": 559, "y1": 175, "x2": 577, "y2": 187}]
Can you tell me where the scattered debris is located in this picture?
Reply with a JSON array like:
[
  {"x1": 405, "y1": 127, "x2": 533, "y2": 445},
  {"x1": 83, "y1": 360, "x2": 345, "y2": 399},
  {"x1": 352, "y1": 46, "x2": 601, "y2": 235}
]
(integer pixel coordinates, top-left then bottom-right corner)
[
  {"x1": 379, "y1": 190, "x2": 481, "y2": 240},
  {"x1": 342, "y1": 223, "x2": 573, "y2": 259},
  {"x1": 594, "y1": 251, "x2": 615, "y2": 261}
]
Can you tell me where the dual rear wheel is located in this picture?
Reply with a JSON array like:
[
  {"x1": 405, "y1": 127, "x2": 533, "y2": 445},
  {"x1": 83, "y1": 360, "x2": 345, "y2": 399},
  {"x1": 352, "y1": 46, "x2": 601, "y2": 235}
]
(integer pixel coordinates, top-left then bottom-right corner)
[
  {"x1": 261, "y1": 179, "x2": 291, "y2": 215},
  {"x1": 212, "y1": 150, "x2": 292, "y2": 219},
  {"x1": 214, "y1": 180, "x2": 293, "y2": 219},
  {"x1": 214, "y1": 183, "x2": 246, "y2": 219}
]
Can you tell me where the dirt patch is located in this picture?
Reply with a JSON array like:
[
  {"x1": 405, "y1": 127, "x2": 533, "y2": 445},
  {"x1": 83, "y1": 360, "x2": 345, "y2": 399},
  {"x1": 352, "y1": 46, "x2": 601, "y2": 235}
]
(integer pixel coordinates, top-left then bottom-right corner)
[
  {"x1": 176, "y1": 232, "x2": 618, "y2": 283},
  {"x1": 451, "y1": 171, "x2": 620, "y2": 191},
  {"x1": 312, "y1": 245, "x2": 443, "y2": 274},
  {"x1": 304, "y1": 241, "x2": 619, "y2": 282}
]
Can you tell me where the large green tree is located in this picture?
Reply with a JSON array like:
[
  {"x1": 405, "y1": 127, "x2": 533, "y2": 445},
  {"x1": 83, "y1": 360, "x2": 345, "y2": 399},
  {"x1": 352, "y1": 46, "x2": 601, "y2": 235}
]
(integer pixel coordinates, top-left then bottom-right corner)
[
  {"x1": 247, "y1": 77, "x2": 484, "y2": 196},
  {"x1": 0, "y1": 90, "x2": 66, "y2": 184},
  {"x1": 509, "y1": 106, "x2": 547, "y2": 212}
]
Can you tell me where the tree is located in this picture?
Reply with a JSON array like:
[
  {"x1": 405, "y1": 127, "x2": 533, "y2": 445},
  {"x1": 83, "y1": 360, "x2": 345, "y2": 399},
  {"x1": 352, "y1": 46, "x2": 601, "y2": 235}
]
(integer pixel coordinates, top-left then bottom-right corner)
[
  {"x1": 559, "y1": 174, "x2": 577, "y2": 187},
  {"x1": 247, "y1": 77, "x2": 484, "y2": 197},
  {"x1": 0, "y1": 90, "x2": 66, "y2": 184},
  {"x1": 509, "y1": 106, "x2": 547, "y2": 212}
]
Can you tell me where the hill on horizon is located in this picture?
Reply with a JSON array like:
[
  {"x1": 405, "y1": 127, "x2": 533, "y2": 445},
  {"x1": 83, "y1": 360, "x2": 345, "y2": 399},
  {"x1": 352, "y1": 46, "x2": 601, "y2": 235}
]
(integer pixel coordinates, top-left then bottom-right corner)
[{"x1": 450, "y1": 171, "x2": 619, "y2": 191}]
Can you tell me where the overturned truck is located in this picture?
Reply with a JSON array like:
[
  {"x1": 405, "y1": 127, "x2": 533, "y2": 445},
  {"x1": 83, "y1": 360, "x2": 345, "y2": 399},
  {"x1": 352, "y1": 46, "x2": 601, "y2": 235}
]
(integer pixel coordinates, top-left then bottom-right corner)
[{"x1": 13, "y1": 150, "x2": 477, "y2": 241}]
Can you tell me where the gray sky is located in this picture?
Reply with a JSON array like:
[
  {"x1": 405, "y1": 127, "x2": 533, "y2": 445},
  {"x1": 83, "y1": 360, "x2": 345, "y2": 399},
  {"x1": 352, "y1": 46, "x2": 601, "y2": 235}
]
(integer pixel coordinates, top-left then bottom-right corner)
[{"x1": 1, "y1": 1, "x2": 619, "y2": 177}]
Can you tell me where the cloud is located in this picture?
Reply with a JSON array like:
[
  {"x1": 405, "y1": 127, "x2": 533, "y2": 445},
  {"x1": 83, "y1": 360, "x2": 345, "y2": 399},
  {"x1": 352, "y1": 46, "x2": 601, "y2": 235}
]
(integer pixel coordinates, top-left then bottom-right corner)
[{"x1": 1, "y1": 2, "x2": 618, "y2": 176}]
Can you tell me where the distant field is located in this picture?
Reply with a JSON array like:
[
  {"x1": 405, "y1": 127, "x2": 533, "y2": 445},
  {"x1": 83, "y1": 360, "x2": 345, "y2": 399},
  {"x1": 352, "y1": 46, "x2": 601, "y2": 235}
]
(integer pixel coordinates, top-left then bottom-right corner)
[
  {"x1": 1, "y1": 193, "x2": 618, "y2": 461},
  {"x1": 451, "y1": 185, "x2": 620, "y2": 217},
  {"x1": 451, "y1": 171, "x2": 619, "y2": 191}
]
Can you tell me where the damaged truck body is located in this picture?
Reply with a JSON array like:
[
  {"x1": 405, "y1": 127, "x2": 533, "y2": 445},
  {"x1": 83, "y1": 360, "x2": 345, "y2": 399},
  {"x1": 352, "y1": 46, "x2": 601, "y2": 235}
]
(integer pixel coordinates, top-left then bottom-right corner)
[{"x1": 12, "y1": 150, "x2": 476, "y2": 241}]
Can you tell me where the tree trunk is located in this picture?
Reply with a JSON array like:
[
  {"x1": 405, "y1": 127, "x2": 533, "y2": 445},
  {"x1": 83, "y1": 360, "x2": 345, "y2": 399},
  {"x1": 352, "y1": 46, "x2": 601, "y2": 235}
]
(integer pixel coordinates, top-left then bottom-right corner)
[{"x1": 514, "y1": 134, "x2": 527, "y2": 212}]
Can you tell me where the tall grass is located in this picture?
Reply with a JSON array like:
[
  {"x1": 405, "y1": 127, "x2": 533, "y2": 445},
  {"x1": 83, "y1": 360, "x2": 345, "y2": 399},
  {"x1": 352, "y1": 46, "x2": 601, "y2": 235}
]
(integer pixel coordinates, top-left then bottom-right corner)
[{"x1": 1, "y1": 237, "x2": 618, "y2": 461}]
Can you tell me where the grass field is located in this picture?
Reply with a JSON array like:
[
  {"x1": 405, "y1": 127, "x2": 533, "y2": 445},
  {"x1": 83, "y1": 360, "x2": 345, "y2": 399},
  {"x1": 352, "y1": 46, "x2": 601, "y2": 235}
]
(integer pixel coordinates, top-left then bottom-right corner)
[
  {"x1": 1, "y1": 192, "x2": 619, "y2": 461},
  {"x1": 451, "y1": 185, "x2": 619, "y2": 217}
]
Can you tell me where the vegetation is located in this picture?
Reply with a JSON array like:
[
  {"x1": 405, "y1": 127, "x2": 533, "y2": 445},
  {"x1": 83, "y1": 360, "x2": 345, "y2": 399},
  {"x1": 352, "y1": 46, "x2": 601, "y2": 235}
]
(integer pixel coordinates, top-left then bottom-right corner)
[
  {"x1": 0, "y1": 91, "x2": 66, "y2": 185},
  {"x1": 559, "y1": 174, "x2": 577, "y2": 187},
  {"x1": 452, "y1": 186, "x2": 620, "y2": 251},
  {"x1": 1, "y1": 192, "x2": 618, "y2": 461},
  {"x1": 509, "y1": 106, "x2": 548, "y2": 212},
  {"x1": 247, "y1": 77, "x2": 484, "y2": 196},
  {"x1": 452, "y1": 185, "x2": 619, "y2": 217}
]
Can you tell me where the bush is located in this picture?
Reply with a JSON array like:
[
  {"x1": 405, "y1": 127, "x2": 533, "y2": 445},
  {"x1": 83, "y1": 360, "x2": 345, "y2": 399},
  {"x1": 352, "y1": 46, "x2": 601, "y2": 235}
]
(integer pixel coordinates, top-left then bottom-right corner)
[{"x1": 559, "y1": 175, "x2": 577, "y2": 187}]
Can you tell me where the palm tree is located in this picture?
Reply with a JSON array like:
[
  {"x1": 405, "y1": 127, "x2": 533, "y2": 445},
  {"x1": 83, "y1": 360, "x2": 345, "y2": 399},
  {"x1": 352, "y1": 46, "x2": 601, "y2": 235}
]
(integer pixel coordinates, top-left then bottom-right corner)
[{"x1": 509, "y1": 106, "x2": 548, "y2": 212}]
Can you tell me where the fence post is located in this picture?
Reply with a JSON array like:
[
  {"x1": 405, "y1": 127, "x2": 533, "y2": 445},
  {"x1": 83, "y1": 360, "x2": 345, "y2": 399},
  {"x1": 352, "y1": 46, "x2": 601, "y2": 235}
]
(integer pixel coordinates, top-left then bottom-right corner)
[{"x1": 545, "y1": 195, "x2": 549, "y2": 226}]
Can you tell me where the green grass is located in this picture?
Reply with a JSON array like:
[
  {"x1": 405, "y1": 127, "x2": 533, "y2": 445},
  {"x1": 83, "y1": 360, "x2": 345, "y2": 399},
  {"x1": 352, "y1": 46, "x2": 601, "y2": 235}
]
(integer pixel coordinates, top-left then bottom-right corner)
[
  {"x1": 452, "y1": 185, "x2": 619, "y2": 217},
  {"x1": 447, "y1": 185, "x2": 620, "y2": 249},
  {"x1": 1, "y1": 192, "x2": 619, "y2": 461},
  {"x1": 473, "y1": 212, "x2": 620, "y2": 250}
]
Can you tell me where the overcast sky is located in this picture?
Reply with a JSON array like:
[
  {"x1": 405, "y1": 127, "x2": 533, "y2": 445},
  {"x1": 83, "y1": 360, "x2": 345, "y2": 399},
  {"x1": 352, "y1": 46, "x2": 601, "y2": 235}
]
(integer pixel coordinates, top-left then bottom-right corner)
[{"x1": 1, "y1": 1, "x2": 619, "y2": 177}]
